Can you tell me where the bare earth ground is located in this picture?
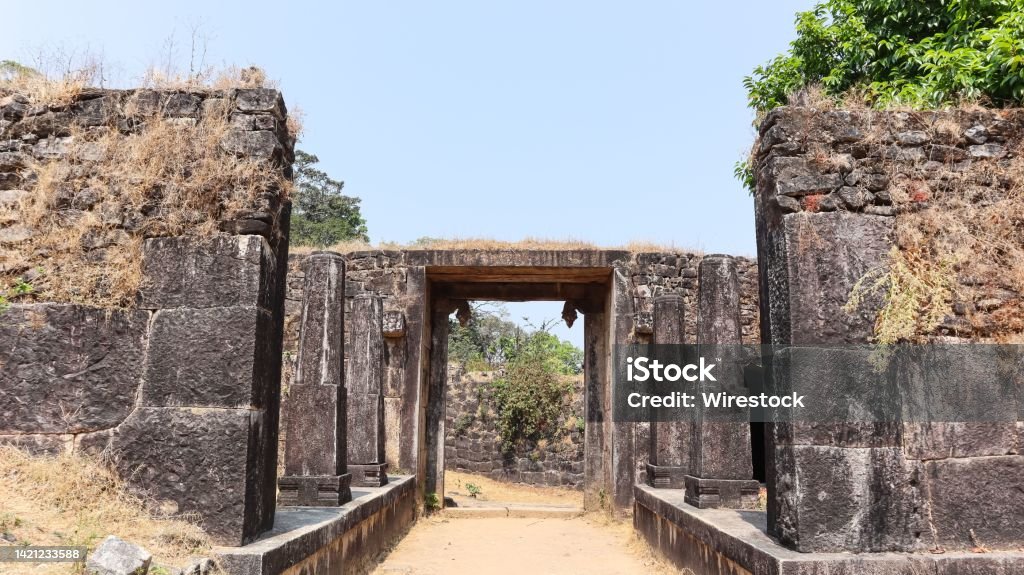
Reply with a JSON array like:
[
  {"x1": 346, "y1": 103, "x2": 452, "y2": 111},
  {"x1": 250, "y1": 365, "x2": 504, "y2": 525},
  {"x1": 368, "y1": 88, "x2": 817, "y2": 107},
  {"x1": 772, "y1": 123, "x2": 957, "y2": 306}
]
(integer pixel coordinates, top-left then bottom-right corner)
[
  {"x1": 369, "y1": 515, "x2": 679, "y2": 575},
  {"x1": 369, "y1": 472, "x2": 679, "y2": 575},
  {"x1": 444, "y1": 471, "x2": 584, "y2": 506}
]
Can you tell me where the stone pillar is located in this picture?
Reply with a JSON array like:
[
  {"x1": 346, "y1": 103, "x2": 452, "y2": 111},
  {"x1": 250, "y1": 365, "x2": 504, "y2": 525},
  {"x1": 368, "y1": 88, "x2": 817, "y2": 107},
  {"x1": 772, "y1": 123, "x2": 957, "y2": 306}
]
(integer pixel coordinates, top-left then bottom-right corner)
[
  {"x1": 347, "y1": 293, "x2": 389, "y2": 487},
  {"x1": 684, "y1": 255, "x2": 760, "y2": 509},
  {"x1": 279, "y1": 252, "x2": 353, "y2": 506},
  {"x1": 423, "y1": 299, "x2": 457, "y2": 502},
  {"x1": 646, "y1": 294, "x2": 689, "y2": 488}
]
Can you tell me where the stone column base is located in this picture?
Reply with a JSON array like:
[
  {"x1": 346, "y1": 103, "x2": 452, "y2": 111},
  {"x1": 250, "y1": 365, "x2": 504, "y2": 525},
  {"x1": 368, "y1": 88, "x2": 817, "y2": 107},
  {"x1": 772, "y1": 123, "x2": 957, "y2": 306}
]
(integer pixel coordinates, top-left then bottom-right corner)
[
  {"x1": 683, "y1": 475, "x2": 760, "y2": 509},
  {"x1": 645, "y1": 463, "x2": 686, "y2": 489},
  {"x1": 349, "y1": 463, "x2": 389, "y2": 487},
  {"x1": 278, "y1": 474, "x2": 352, "y2": 507}
]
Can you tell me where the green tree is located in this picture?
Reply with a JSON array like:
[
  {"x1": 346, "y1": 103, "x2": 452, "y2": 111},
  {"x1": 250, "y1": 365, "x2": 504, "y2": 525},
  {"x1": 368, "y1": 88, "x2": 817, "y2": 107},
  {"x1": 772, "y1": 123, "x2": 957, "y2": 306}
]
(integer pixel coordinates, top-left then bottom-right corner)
[
  {"x1": 744, "y1": 1, "x2": 1024, "y2": 114},
  {"x1": 290, "y1": 150, "x2": 369, "y2": 247}
]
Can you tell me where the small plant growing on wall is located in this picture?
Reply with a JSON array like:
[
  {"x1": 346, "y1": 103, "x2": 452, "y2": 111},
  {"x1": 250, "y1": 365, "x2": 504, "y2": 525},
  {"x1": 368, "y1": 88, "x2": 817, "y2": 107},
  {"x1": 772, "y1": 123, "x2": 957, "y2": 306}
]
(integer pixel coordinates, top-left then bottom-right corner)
[
  {"x1": 465, "y1": 483, "x2": 482, "y2": 499},
  {"x1": 424, "y1": 492, "x2": 441, "y2": 512}
]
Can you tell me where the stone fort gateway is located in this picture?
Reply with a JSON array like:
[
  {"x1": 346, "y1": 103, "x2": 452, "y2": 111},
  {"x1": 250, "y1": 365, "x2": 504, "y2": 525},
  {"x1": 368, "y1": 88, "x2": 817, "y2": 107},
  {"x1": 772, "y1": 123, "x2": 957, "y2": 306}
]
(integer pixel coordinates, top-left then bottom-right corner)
[{"x1": 1, "y1": 88, "x2": 1023, "y2": 575}]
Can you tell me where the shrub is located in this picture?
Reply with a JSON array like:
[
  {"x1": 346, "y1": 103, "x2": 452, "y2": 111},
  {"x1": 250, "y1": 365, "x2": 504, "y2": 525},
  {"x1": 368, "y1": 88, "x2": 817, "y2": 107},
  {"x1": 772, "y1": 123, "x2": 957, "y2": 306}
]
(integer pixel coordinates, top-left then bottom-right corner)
[
  {"x1": 487, "y1": 347, "x2": 574, "y2": 456},
  {"x1": 745, "y1": 0, "x2": 1024, "y2": 115}
]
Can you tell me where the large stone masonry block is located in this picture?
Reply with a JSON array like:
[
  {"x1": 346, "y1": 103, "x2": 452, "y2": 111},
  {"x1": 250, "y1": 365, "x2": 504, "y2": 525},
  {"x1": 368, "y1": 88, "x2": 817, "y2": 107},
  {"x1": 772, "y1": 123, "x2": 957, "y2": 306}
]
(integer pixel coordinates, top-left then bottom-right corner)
[
  {"x1": 769, "y1": 212, "x2": 894, "y2": 345},
  {"x1": 776, "y1": 445, "x2": 923, "y2": 553},
  {"x1": 139, "y1": 235, "x2": 277, "y2": 311},
  {"x1": 101, "y1": 406, "x2": 273, "y2": 546},
  {"x1": 0, "y1": 304, "x2": 148, "y2": 434},
  {"x1": 142, "y1": 306, "x2": 275, "y2": 408},
  {"x1": 924, "y1": 455, "x2": 1024, "y2": 550}
]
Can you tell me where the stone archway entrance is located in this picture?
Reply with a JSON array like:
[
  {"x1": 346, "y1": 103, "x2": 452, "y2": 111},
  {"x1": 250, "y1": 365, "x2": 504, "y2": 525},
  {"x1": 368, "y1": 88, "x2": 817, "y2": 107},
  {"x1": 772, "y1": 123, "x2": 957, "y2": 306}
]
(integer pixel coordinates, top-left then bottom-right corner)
[
  {"x1": 419, "y1": 264, "x2": 613, "y2": 509},
  {"x1": 279, "y1": 248, "x2": 763, "y2": 516}
]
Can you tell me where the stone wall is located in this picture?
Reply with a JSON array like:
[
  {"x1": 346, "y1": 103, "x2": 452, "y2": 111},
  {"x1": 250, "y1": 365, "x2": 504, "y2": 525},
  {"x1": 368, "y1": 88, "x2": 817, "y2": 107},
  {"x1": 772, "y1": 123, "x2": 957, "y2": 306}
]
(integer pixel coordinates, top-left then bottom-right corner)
[
  {"x1": 754, "y1": 106, "x2": 1024, "y2": 553},
  {"x1": 0, "y1": 88, "x2": 294, "y2": 546},
  {"x1": 444, "y1": 366, "x2": 586, "y2": 489},
  {"x1": 282, "y1": 248, "x2": 760, "y2": 511}
]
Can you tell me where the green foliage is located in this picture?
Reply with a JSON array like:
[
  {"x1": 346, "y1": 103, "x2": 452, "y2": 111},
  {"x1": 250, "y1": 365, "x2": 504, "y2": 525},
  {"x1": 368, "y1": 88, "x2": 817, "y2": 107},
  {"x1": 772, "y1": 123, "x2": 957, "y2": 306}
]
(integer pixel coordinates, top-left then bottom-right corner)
[
  {"x1": 453, "y1": 413, "x2": 475, "y2": 436},
  {"x1": 0, "y1": 276, "x2": 35, "y2": 314},
  {"x1": 424, "y1": 492, "x2": 441, "y2": 511},
  {"x1": 447, "y1": 304, "x2": 583, "y2": 375},
  {"x1": 447, "y1": 304, "x2": 520, "y2": 368},
  {"x1": 734, "y1": 159, "x2": 756, "y2": 195},
  {"x1": 289, "y1": 150, "x2": 369, "y2": 247},
  {"x1": 465, "y1": 483, "x2": 483, "y2": 498},
  {"x1": 487, "y1": 342, "x2": 575, "y2": 456},
  {"x1": 497, "y1": 329, "x2": 583, "y2": 376},
  {"x1": 745, "y1": 1, "x2": 1024, "y2": 114}
]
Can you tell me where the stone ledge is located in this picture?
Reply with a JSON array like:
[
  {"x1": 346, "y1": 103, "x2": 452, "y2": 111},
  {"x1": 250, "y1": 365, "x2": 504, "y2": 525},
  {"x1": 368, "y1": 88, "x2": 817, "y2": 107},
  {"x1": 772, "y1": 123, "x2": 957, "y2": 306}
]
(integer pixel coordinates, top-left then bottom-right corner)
[
  {"x1": 214, "y1": 475, "x2": 415, "y2": 575},
  {"x1": 634, "y1": 484, "x2": 1024, "y2": 575}
]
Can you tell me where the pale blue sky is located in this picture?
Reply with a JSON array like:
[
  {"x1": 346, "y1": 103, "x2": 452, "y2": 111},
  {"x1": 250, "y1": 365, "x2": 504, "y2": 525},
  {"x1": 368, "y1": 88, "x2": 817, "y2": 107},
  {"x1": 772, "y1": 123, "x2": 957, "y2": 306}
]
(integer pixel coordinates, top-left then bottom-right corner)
[{"x1": 2, "y1": 0, "x2": 814, "y2": 345}]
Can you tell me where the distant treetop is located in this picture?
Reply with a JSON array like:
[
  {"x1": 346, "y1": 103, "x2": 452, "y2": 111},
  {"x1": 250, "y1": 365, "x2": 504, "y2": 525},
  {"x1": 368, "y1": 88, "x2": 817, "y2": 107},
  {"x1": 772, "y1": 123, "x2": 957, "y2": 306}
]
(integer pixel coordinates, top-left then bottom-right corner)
[{"x1": 744, "y1": 0, "x2": 1024, "y2": 114}]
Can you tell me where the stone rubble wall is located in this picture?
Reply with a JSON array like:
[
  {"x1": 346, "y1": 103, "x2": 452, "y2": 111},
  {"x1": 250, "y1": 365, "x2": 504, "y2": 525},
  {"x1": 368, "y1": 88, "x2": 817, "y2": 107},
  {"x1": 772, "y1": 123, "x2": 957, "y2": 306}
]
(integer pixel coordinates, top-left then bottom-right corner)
[
  {"x1": 755, "y1": 106, "x2": 1024, "y2": 553},
  {"x1": 443, "y1": 366, "x2": 586, "y2": 489},
  {"x1": 0, "y1": 88, "x2": 294, "y2": 546},
  {"x1": 756, "y1": 106, "x2": 1023, "y2": 339},
  {"x1": 1, "y1": 87, "x2": 293, "y2": 258}
]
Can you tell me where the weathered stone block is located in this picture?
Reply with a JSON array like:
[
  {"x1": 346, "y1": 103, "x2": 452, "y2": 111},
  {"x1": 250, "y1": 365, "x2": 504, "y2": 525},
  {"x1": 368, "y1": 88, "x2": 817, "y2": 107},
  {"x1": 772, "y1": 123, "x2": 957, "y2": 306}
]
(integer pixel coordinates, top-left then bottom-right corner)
[
  {"x1": 382, "y1": 310, "x2": 406, "y2": 337},
  {"x1": 143, "y1": 306, "x2": 273, "y2": 409},
  {"x1": 140, "y1": 235, "x2": 275, "y2": 310},
  {"x1": 777, "y1": 446, "x2": 922, "y2": 553},
  {"x1": 277, "y1": 474, "x2": 351, "y2": 507},
  {"x1": 0, "y1": 304, "x2": 148, "y2": 434},
  {"x1": 234, "y1": 89, "x2": 285, "y2": 116},
  {"x1": 283, "y1": 384, "x2": 346, "y2": 476},
  {"x1": 683, "y1": 475, "x2": 760, "y2": 509},
  {"x1": 106, "y1": 407, "x2": 272, "y2": 546},
  {"x1": 924, "y1": 455, "x2": 1024, "y2": 550},
  {"x1": 221, "y1": 130, "x2": 281, "y2": 160}
]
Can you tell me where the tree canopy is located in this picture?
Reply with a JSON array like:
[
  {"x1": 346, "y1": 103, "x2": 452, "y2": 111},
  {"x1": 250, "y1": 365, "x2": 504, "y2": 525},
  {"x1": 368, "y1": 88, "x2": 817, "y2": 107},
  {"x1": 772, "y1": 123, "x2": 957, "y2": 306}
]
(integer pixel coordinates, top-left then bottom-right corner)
[
  {"x1": 744, "y1": 0, "x2": 1024, "y2": 114},
  {"x1": 289, "y1": 150, "x2": 369, "y2": 247},
  {"x1": 448, "y1": 304, "x2": 583, "y2": 375}
]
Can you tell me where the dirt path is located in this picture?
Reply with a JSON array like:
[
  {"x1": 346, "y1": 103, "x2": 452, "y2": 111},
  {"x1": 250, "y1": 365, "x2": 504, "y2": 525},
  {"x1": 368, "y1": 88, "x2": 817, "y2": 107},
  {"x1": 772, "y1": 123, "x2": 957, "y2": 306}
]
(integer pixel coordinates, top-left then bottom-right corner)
[{"x1": 369, "y1": 514, "x2": 678, "y2": 575}]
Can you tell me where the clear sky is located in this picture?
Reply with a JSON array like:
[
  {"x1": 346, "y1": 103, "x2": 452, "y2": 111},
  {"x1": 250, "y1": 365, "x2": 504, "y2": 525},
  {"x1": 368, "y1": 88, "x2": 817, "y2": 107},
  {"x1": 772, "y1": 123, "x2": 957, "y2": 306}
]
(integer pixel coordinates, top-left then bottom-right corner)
[{"x1": 2, "y1": 0, "x2": 815, "y2": 345}]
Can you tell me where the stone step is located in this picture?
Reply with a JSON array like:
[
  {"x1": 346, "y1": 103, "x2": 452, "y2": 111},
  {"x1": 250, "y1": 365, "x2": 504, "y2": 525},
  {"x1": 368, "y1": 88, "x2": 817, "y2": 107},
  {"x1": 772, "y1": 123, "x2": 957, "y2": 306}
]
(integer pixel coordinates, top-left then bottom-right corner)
[{"x1": 443, "y1": 504, "x2": 584, "y2": 519}]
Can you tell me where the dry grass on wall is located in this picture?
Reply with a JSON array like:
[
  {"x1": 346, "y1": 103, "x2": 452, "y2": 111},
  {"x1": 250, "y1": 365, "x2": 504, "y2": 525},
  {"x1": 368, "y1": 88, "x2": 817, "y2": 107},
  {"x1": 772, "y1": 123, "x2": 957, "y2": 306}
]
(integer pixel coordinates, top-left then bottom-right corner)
[
  {"x1": 844, "y1": 115, "x2": 1024, "y2": 343},
  {"x1": 0, "y1": 446, "x2": 211, "y2": 575},
  {"x1": 1, "y1": 79, "x2": 291, "y2": 309}
]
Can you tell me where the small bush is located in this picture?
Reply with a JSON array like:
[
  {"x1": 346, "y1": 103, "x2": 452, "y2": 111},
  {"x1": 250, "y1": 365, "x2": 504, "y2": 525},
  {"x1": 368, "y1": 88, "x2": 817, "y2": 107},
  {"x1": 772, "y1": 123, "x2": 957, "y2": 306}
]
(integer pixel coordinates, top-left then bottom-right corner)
[{"x1": 487, "y1": 350, "x2": 574, "y2": 456}]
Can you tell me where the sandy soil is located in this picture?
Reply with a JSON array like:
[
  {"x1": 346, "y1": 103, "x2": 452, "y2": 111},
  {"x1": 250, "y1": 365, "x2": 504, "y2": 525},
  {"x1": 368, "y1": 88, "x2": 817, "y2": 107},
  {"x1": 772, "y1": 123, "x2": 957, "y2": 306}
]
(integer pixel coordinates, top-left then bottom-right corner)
[
  {"x1": 369, "y1": 514, "x2": 680, "y2": 575},
  {"x1": 444, "y1": 471, "x2": 584, "y2": 507}
]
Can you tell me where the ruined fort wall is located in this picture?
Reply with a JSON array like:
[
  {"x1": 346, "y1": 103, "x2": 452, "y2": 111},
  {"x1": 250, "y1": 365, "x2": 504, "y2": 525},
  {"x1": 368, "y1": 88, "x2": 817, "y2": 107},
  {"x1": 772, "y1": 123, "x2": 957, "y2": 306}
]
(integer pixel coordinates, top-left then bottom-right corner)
[
  {"x1": 755, "y1": 106, "x2": 1024, "y2": 552},
  {"x1": 0, "y1": 87, "x2": 294, "y2": 546},
  {"x1": 283, "y1": 248, "x2": 760, "y2": 509},
  {"x1": 443, "y1": 366, "x2": 586, "y2": 489}
]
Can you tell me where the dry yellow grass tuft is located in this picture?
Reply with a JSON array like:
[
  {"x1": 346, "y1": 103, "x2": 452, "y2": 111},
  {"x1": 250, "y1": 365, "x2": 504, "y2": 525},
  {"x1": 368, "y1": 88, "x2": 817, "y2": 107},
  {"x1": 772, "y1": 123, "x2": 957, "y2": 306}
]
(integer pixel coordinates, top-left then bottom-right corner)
[
  {"x1": 2, "y1": 75, "x2": 291, "y2": 308},
  {"x1": 0, "y1": 446, "x2": 211, "y2": 574},
  {"x1": 846, "y1": 118, "x2": 1024, "y2": 343}
]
